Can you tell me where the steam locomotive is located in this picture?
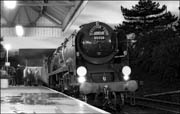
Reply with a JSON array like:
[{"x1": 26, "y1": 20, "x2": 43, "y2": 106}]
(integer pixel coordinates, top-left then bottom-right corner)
[{"x1": 41, "y1": 21, "x2": 138, "y2": 107}]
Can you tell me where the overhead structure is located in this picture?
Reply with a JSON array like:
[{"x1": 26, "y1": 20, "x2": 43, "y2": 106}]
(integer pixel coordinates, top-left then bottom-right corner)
[{"x1": 1, "y1": 0, "x2": 88, "y2": 32}]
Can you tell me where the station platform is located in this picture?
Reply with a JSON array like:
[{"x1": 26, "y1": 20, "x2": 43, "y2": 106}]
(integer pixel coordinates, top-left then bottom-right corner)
[{"x1": 1, "y1": 86, "x2": 110, "y2": 114}]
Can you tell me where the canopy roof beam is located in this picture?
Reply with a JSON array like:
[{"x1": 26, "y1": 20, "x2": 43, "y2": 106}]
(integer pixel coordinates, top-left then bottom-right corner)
[
  {"x1": 8, "y1": 2, "x2": 74, "y2": 7},
  {"x1": 30, "y1": 7, "x2": 62, "y2": 27}
]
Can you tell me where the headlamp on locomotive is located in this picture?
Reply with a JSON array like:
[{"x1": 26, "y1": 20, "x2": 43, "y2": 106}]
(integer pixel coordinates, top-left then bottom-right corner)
[
  {"x1": 77, "y1": 66, "x2": 87, "y2": 83},
  {"x1": 122, "y1": 66, "x2": 131, "y2": 81}
]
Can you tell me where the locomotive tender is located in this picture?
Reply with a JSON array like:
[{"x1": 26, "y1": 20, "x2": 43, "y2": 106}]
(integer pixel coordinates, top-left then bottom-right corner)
[{"x1": 42, "y1": 21, "x2": 138, "y2": 103}]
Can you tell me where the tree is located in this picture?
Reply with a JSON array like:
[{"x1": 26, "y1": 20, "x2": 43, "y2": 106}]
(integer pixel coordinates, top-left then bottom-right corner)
[
  {"x1": 115, "y1": 0, "x2": 177, "y2": 34},
  {"x1": 0, "y1": 37, "x2": 5, "y2": 57},
  {"x1": 129, "y1": 27, "x2": 180, "y2": 90},
  {"x1": 115, "y1": 0, "x2": 180, "y2": 91},
  {"x1": 0, "y1": 37, "x2": 5, "y2": 68},
  {"x1": 0, "y1": 37, "x2": 3, "y2": 49},
  {"x1": 175, "y1": 18, "x2": 180, "y2": 35}
]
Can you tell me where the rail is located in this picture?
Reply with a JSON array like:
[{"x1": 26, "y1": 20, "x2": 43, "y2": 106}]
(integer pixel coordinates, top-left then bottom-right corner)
[
  {"x1": 126, "y1": 95, "x2": 180, "y2": 114},
  {"x1": 144, "y1": 90, "x2": 180, "y2": 97}
]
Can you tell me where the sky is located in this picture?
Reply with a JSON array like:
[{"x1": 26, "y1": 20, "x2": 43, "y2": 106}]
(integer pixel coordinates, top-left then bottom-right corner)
[{"x1": 64, "y1": 1, "x2": 180, "y2": 36}]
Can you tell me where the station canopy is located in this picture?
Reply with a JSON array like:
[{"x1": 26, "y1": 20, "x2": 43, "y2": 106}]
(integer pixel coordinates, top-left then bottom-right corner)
[
  {"x1": 0, "y1": 0, "x2": 88, "y2": 51},
  {"x1": 1, "y1": 0, "x2": 87, "y2": 31}
]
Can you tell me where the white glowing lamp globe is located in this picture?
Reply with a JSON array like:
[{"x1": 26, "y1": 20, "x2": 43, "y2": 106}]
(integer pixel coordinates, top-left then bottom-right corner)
[
  {"x1": 15, "y1": 25, "x2": 24, "y2": 37},
  {"x1": 123, "y1": 75, "x2": 130, "y2": 81},
  {"x1": 122, "y1": 66, "x2": 131, "y2": 76},
  {"x1": 4, "y1": 44, "x2": 11, "y2": 51},
  {"x1": 4, "y1": 1, "x2": 17, "y2": 9},
  {"x1": 78, "y1": 77, "x2": 86, "y2": 83},
  {"x1": 77, "y1": 66, "x2": 87, "y2": 77}
]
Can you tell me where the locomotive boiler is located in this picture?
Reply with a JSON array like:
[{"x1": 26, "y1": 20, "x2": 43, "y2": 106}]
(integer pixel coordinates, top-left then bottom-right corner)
[{"x1": 42, "y1": 21, "x2": 138, "y2": 108}]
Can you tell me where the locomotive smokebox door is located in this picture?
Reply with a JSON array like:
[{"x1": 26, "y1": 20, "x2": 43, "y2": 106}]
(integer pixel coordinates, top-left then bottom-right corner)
[{"x1": 76, "y1": 21, "x2": 118, "y2": 64}]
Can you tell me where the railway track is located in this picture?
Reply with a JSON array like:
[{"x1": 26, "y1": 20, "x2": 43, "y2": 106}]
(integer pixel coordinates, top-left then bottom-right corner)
[
  {"x1": 144, "y1": 90, "x2": 180, "y2": 97},
  {"x1": 75, "y1": 91, "x2": 180, "y2": 114},
  {"x1": 126, "y1": 95, "x2": 180, "y2": 114},
  {"x1": 144, "y1": 90, "x2": 180, "y2": 103}
]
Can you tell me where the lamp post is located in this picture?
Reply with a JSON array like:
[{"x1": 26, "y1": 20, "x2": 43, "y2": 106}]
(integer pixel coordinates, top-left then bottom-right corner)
[{"x1": 4, "y1": 44, "x2": 11, "y2": 67}]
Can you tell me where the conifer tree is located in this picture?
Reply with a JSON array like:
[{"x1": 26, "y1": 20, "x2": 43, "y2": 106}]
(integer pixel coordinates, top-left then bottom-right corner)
[
  {"x1": 0, "y1": 37, "x2": 5, "y2": 68},
  {"x1": 0, "y1": 37, "x2": 4, "y2": 55},
  {"x1": 175, "y1": 11, "x2": 180, "y2": 35},
  {"x1": 115, "y1": 0, "x2": 180, "y2": 90},
  {"x1": 115, "y1": 0, "x2": 177, "y2": 34}
]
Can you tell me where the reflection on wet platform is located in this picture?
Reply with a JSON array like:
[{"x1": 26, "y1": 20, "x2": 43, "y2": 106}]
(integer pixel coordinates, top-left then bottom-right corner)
[
  {"x1": 1, "y1": 86, "x2": 109, "y2": 114},
  {"x1": 1, "y1": 93, "x2": 63, "y2": 105}
]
